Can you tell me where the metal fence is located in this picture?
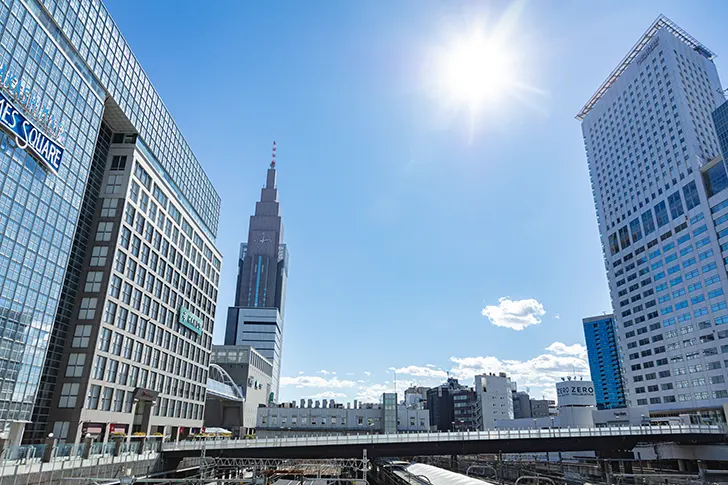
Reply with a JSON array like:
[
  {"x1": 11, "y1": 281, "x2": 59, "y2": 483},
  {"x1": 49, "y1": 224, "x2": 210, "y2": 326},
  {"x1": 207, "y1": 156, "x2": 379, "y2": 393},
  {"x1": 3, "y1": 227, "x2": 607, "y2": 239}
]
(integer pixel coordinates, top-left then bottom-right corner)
[{"x1": 162, "y1": 424, "x2": 727, "y2": 452}]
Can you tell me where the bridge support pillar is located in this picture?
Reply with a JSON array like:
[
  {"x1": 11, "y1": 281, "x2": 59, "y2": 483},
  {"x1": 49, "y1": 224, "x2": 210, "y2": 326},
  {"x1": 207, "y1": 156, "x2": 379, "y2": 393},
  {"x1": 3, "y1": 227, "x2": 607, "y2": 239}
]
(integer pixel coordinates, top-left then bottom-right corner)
[
  {"x1": 450, "y1": 454, "x2": 458, "y2": 472},
  {"x1": 0, "y1": 437, "x2": 7, "y2": 460},
  {"x1": 112, "y1": 436, "x2": 124, "y2": 457},
  {"x1": 81, "y1": 437, "x2": 93, "y2": 459},
  {"x1": 41, "y1": 435, "x2": 57, "y2": 462},
  {"x1": 599, "y1": 459, "x2": 613, "y2": 485},
  {"x1": 138, "y1": 438, "x2": 146, "y2": 455},
  {"x1": 698, "y1": 460, "x2": 707, "y2": 482}
]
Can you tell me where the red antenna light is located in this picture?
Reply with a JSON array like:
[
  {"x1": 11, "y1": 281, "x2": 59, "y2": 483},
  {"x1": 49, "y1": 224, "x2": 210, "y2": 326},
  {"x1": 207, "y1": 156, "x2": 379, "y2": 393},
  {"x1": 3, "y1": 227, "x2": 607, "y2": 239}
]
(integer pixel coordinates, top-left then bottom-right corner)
[{"x1": 271, "y1": 141, "x2": 277, "y2": 168}]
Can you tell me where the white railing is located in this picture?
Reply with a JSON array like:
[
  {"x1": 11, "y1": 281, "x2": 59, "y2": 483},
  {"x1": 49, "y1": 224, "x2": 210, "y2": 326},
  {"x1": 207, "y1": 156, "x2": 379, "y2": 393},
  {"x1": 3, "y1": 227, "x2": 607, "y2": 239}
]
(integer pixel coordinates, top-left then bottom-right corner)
[{"x1": 161, "y1": 424, "x2": 726, "y2": 452}]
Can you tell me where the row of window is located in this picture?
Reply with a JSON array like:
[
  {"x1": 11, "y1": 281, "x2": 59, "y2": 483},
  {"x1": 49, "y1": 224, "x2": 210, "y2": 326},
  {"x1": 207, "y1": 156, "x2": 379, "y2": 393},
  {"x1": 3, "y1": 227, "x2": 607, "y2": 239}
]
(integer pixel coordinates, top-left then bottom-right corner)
[{"x1": 608, "y1": 182, "x2": 701, "y2": 256}]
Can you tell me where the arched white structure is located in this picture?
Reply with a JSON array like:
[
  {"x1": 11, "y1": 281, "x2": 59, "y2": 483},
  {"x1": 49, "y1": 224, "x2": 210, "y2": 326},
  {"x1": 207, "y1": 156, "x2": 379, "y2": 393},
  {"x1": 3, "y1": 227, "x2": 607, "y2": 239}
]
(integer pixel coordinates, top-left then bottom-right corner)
[{"x1": 208, "y1": 363, "x2": 245, "y2": 401}]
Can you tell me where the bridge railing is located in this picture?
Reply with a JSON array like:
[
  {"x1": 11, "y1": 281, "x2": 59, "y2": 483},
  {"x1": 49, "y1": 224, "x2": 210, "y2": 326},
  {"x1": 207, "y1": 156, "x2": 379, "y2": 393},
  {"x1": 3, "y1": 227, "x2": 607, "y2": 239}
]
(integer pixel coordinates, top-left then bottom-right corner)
[{"x1": 161, "y1": 424, "x2": 726, "y2": 452}]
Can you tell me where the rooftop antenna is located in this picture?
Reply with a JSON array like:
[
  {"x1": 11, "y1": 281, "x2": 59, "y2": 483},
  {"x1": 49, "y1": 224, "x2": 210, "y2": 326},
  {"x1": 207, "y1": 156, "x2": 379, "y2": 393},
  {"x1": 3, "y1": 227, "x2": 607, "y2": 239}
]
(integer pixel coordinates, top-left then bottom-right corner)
[{"x1": 270, "y1": 141, "x2": 277, "y2": 168}]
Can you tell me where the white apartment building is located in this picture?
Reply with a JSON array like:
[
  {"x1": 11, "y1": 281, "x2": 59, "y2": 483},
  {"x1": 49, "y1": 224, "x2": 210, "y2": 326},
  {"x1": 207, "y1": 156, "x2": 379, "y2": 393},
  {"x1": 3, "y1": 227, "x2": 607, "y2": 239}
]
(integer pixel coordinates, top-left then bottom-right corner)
[
  {"x1": 475, "y1": 373, "x2": 514, "y2": 429},
  {"x1": 577, "y1": 16, "x2": 728, "y2": 420}
]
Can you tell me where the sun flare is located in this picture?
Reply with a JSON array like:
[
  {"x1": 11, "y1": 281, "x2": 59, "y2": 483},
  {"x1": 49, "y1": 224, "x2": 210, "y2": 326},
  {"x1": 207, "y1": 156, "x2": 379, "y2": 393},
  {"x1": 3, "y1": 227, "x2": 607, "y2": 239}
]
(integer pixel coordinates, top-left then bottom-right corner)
[{"x1": 439, "y1": 30, "x2": 516, "y2": 110}]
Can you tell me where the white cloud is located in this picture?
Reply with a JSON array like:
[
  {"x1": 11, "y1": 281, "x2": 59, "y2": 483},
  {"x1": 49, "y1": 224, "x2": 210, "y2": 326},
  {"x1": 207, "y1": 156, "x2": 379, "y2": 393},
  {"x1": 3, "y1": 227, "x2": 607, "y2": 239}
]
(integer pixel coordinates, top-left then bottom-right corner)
[
  {"x1": 356, "y1": 383, "x2": 393, "y2": 402},
  {"x1": 426, "y1": 364, "x2": 436, "y2": 368},
  {"x1": 554, "y1": 314, "x2": 560, "y2": 319},
  {"x1": 277, "y1": 342, "x2": 587, "y2": 404},
  {"x1": 545, "y1": 342, "x2": 587, "y2": 359},
  {"x1": 449, "y1": 343, "x2": 589, "y2": 401},
  {"x1": 280, "y1": 375, "x2": 356, "y2": 389},
  {"x1": 481, "y1": 297, "x2": 545, "y2": 330},
  {"x1": 393, "y1": 365, "x2": 448, "y2": 379},
  {"x1": 318, "y1": 369, "x2": 336, "y2": 375},
  {"x1": 305, "y1": 391, "x2": 347, "y2": 400},
  {"x1": 346, "y1": 372, "x2": 355, "y2": 376},
  {"x1": 363, "y1": 371, "x2": 371, "y2": 377},
  {"x1": 298, "y1": 371, "x2": 304, "y2": 375}
]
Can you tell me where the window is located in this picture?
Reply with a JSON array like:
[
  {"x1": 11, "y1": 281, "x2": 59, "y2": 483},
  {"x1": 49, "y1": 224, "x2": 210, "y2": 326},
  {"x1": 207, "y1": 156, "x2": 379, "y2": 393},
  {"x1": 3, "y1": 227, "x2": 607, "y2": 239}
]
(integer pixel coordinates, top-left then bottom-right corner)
[
  {"x1": 90, "y1": 246, "x2": 108, "y2": 266},
  {"x1": 93, "y1": 356, "x2": 107, "y2": 380},
  {"x1": 630, "y1": 218, "x2": 643, "y2": 242},
  {"x1": 65, "y1": 353, "x2": 86, "y2": 377},
  {"x1": 111, "y1": 155, "x2": 127, "y2": 170},
  {"x1": 103, "y1": 302, "x2": 116, "y2": 324},
  {"x1": 52, "y1": 422, "x2": 70, "y2": 440},
  {"x1": 682, "y1": 181, "x2": 700, "y2": 210},
  {"x1": 106, "y1": 359, "x2": 118, "y2": 382},
  {"x1": 72, "y1": 325, "x2": 92, "y2": 347},
  {"x1": 113, "y1": 389, "x2": 125, "y2": 412},
  {"x1": 100, "y1": 198, "x2": 119, "y2": 218},
  {"x1": 642, "y1": 209, "x2": 656, "y2": 235},
  {"x1": 84, "y1": 271, "x2": 103, "y2": 292},
  {"x1": 87, "y1": 385, "x2": 101, "y2": 409},
  {"x1": 654, "y1": 201, "x2": 669, "y2": 227},
  {"x1": 78, "y1": 298, "x2": 97, "y2": 319},
  {"x1": 105, "y1": 174, "x2": 124, "y2": 194},
  {"x1": 98, "y1": 328, "x2": 112, "y2": 352},
  {"x1": 101, "y1": 387, "x2": 113, "y2": 411},
  {"x1": 95, "y1": 222, "x2": 113, "y2": 241},
  {"x1": 58, "y1": 383, "x2": 80, "y2": 408}
]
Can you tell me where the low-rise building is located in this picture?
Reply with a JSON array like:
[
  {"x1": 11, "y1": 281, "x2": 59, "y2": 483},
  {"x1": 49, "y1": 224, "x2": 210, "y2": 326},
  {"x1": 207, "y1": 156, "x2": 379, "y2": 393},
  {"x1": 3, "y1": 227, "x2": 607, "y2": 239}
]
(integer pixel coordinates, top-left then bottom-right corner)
[
  {"x1": 255, "y1": 395, "x2": 429, "y2": 437},
  {"x1": 426, "y1": 378, "x2": 479, "y2": 431},
  {"x1": 209, "y1": 345, "x2": 273, "y2": 435}
]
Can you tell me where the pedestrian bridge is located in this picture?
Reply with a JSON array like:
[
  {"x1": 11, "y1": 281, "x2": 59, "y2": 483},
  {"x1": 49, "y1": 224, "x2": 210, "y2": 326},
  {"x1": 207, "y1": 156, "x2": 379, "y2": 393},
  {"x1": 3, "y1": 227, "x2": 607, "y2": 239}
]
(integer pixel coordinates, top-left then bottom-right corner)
[{"x1": 162, "y1": 424, "x2": 727, "y2": 460}]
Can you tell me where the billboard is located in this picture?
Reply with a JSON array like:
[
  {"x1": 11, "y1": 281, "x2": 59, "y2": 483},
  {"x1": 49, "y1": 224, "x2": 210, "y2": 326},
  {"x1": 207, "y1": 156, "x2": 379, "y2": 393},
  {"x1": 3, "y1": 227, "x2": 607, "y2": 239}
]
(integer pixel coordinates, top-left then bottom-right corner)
[{"x1": 556, "y1": 380, "x2": 597, "y2": 407}]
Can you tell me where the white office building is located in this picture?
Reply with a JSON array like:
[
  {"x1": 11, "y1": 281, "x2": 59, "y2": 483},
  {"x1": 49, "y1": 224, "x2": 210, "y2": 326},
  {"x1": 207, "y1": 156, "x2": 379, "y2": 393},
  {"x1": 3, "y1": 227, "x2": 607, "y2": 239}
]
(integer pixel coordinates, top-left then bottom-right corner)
[{"x1": 577, "y1": 16, "x2": 728, "y2": 421}]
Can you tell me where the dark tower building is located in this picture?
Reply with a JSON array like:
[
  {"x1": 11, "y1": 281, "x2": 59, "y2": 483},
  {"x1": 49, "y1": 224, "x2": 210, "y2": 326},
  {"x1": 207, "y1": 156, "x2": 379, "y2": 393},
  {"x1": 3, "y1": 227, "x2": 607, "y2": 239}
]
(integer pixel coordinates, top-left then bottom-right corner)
[{"x1": 225, "y1": 144, "x2": 288, "y2": 401}]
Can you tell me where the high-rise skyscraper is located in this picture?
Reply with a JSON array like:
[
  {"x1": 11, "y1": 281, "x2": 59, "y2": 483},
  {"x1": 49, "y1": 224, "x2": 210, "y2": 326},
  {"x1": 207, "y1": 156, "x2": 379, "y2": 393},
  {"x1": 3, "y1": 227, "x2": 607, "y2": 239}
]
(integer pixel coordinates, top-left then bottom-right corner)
[
  {"x1": 578, "y1": 16, "x2": 728, "y2": 419},
  {"x1": 225, "y1": 151, "x2": 288, "y2": 401},
  {"x1": 583, "y1": 314, "x2": 627, "y2": 410}
]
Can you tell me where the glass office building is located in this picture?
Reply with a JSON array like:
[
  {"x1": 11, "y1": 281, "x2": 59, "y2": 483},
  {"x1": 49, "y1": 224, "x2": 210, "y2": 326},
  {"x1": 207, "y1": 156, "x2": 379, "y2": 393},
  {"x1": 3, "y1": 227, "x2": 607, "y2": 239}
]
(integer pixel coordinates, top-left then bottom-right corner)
[
  {"x1": 0, "y1": 0, "x2": 220, "y2": 443},
  {"x1": 583, "y1": 314, "x2": 627, "y2": 409}
]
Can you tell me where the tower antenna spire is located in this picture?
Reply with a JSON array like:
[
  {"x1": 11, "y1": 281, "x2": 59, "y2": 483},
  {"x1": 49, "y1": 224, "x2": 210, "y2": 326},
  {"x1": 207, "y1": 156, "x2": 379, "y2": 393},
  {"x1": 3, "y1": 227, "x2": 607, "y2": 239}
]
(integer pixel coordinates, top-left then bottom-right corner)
[{"x1": 271, "y1": 140, "x2": 277, "y2": 168}]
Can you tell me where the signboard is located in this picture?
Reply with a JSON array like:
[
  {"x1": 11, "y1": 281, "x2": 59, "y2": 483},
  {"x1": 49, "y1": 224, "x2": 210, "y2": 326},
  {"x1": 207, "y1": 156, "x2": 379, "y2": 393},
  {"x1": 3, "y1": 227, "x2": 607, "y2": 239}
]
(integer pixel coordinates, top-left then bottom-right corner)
[
  {"x1": 636, "y1": 37, "x2": 659, "y2": 65},
  {"x1": 0, "y1": 91, "x2": 64, "y2": 174},
  {"x1": 556, "y1": 380, "x2": 597, "y2": 407},
  {"x1": 178, "y1": 306, "x2": 202, "y2": 335}
]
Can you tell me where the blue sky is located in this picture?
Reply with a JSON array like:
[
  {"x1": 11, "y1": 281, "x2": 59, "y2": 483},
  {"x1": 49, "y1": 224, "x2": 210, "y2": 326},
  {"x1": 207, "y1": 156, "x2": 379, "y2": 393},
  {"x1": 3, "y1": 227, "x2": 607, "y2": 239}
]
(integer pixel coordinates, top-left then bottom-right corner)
[{"x1": 105, "y1": 0, "x2": 728, "y2": 402}]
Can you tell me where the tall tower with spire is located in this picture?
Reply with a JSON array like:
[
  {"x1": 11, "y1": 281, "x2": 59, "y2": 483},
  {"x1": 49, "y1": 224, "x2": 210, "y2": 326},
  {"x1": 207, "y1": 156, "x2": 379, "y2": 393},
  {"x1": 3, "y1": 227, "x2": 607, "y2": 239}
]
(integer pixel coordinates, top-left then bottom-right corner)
[{"x1": 225, "y1": 142, "x2": 289, "y2": 401}]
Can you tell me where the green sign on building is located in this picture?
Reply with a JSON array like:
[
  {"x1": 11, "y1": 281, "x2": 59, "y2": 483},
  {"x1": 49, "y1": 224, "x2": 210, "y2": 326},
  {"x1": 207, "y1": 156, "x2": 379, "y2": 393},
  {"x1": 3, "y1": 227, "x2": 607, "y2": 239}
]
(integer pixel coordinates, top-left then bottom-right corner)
[{"x1": 178, "y1": 306, "x2": 203, "y2": 335}]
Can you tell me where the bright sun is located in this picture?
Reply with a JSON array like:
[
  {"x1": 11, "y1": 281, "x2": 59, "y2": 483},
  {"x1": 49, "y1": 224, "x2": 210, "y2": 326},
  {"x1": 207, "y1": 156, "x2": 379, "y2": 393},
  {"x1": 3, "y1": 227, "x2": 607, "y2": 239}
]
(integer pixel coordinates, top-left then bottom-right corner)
[
  {"x1": 427, "y1": 2, "x2": 543, "y2": 126},
  {"x1": 439, "y1": 30, "x2": 516, "y2": 110}
]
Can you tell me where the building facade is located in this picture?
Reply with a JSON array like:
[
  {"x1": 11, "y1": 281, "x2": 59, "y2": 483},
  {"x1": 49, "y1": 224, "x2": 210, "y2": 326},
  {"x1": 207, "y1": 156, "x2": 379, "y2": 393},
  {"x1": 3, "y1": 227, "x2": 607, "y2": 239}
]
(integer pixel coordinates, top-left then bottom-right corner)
[
  {"x1": 256, "y1": 397, "x2": 429, "y2": 437},
  {"x1": 475, "y1": 373, "x2": 514, "y2": 430},
  {"x1": 225, "y1": 161, "x2": 288, "y2": 401},
  {"x1": 210, "y1": 345, "x2": 273, "y2": 435},
  {"x1": 426, "y1": 378, "x2": 479, "y2": 431},
  {"x1": 529, "y1": 399, "x2": 551, "y2": 418},
  {"x1": 577, "y1": 16, "x2": 728, "y2": 417},
  {"x1": 583, "y1": 314, "x2": 627, "y2": 409},
  {"x1": 513, "y1": 391, "x2": 531, "y2": 419},
  {"x1": 0, "y1": 0, "x2": 220, "y2": 443},
  {"x1": 37, "y1": 138, "x2": 221, "y2": 444}
]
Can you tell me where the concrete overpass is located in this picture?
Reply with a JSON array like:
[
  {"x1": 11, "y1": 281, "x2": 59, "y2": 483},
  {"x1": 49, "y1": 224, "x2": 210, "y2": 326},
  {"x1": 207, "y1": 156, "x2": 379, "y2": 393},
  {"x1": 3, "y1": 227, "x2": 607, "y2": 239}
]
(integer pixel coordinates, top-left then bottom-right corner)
[{"x1": 161, "y1": 424, "x2": 727, "y2": 460}]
